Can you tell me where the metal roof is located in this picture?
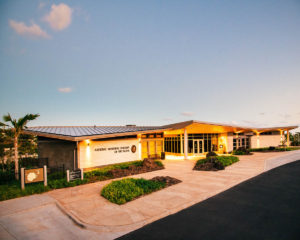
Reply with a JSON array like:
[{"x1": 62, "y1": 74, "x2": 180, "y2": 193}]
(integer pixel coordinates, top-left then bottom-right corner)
[
  {"x1": 26, "y1": 126, "x2": 163, "y2": 136},
  {"x1": 23, "y1": 120, "x2": 298, "y2": 141}
]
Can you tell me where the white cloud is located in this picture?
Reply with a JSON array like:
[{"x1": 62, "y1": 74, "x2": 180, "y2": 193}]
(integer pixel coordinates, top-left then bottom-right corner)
[
  {"x1": 180, "y1": 112, "x2": 194, "y2": 117},
  {"x1": 44, "y1": 3, "x2": 72, "y2": 31},
  {"x1": 9, "y1": 20, "x2": 50, "y2": 38},
  {"x1": 58, "y1": 87, "x2": 72, "y2": 93}
]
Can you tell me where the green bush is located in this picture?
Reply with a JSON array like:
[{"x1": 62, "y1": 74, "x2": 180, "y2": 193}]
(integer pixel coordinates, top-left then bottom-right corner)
[
  {"x1": 206, "y1": 152, "x2": 218, "y2": 157},
  {"x1": 195, "y1": 156, "x2": 239, "y2": 168},
  {"x1": 101, "y1": 178, "x2": 165, "y2": 204},
  {"x1": 84, "y1": 160, "x2": 144, "y2": 180},
  {"x1": 232, "y1": 147, "x2": 250, "y2": 155},
  {"x1": 215, "y1": 156, "x2": 239, "y2": 167},
  {"x1": 154, "y1": 160, "x2": 164, "y2": 167}
]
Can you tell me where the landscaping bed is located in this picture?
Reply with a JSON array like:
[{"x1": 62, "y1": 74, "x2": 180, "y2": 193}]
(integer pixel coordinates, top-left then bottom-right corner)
[
  {"x1": 0, "y1": 159, "x2": 164, "y2": 201},
  {"x1": 194, "y1": 155, "x2": 239, "y2": 171},
  {"x1": 250, "y1": 146, "x2": 300, "y2": 152},
  {"x1": 101, "y1": 176, "x2": 181, "y2": 204}
]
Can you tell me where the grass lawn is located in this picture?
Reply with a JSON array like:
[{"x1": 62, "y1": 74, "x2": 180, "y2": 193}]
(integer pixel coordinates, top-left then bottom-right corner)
[
  {"x1": 0, "y1": 160, "x2": 164, "y2": 201},
  {"x1": 101, "y1": 178, "x2": 166, "y2": 204}
]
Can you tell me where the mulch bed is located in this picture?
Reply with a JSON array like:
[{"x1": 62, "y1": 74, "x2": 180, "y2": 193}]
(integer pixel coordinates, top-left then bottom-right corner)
[
  {"x1": 108, "y1": 159, "x2": 164, "y2": 178},
  {"x1": 193, "y1": 161, "x2": 224, "y2": 171},
  {"x1": 151, "y1": 176, "x2": 182, "y2": 187}
]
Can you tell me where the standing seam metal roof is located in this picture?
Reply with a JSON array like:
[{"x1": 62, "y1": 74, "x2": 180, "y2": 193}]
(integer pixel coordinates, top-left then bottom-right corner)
[{"x1": 26, "y1": 126, "x2": 164, "y2": 137}]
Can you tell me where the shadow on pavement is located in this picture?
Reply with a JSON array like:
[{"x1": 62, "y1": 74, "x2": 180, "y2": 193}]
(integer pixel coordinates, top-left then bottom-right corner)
[{"x1": 118, "y1": 160, "x2": 300, "y2": 240}]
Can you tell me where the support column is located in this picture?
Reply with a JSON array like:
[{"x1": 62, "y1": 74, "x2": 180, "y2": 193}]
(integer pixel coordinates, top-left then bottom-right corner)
[
  {"x1": 180, "y1": 134, "x2": 183, "y2": 154},
  {"x1": 184, "y1": 128, "x2": 188, "y2": 160},
  {"x1": 256, "y1": 132, "x2": 260, "y2": 148},
  {"x1": 280, "y1": 130, "x2": 283, "y2": 146},
  {"x1": 287, "y1": 130, "x2": 290, "y2": 147}
]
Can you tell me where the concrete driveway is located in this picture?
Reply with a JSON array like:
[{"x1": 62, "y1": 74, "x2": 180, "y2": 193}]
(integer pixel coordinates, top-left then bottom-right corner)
[{"x1": 1, "y1": 150, "x2": 300, "y2": 239}]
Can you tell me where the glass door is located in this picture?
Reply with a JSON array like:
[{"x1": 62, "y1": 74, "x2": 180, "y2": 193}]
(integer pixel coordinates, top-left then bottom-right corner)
[{"x1": 193, "y1": 140, "x2": 204, "y2": 154}]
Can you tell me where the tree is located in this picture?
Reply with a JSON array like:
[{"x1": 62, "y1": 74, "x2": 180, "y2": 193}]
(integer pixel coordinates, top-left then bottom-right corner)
[{"x1": 0, "y1": 113, "x2": 39, "y2": 179}]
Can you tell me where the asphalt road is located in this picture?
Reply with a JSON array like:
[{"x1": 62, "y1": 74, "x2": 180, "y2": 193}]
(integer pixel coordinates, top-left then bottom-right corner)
[{"x1": 118, "y1": 160, "x2": 300, "y2": 240}]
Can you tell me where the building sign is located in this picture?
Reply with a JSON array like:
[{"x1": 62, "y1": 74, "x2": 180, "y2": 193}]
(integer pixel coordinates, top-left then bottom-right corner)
[
  {"x1": 94, "y1": 145, "x2": 134, "y2": 154},
  {"x1": 24, "y1": 168, "x2": 44, "y2": 184},
  {"x1": 131, "y1": 145, "x2": 137, "y2": 153},
  {"x1": 80, "y1": 139, "x2": 139, "y2": 168},
  {"x1": 69, "y1": 170, "x2": 82, "y2": 181}
]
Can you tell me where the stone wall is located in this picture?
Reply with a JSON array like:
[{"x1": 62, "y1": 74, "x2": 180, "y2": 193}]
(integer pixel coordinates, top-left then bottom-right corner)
[{"x1": 37, "y1": 137, "x2": 77, "y2": 170}]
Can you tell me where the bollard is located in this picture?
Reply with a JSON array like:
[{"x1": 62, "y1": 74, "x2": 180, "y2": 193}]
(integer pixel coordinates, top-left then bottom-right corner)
[
  {"x1": 67, "y1": 170, "x2": 70, "y2": 182},
  {"x1": 43, "y1": 165, "x2": 47, "y2": 187},
  {"x1": 21, "y1": 168, "x2": 25, "y2": 190}
]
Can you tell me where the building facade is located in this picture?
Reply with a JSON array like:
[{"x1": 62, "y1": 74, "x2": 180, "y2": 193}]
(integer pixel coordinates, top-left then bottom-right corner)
[{"x1": 24, "y1": 120, "x2": 297, "y2": 170}]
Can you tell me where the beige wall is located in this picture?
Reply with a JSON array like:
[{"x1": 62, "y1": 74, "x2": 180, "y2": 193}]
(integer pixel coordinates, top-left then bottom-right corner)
[
  {"x1": 79, "y1": 138, "x2": 140, "y2": 168},
  {"x1": 250, "y1": 134, "x2": 281, "y2": 148},
  {"x1": 226, "y1": 133, "x2": 234, "y2": 153}
]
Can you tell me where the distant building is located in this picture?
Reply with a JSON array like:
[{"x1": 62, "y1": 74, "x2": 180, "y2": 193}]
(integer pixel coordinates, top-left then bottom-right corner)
[{"x1": 24, "y1": 120, "x2": 297, "y2": 170}]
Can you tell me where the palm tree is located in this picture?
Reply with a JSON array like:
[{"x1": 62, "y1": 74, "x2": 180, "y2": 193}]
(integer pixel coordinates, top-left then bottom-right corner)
[{"x1": 0, "y1": 113, "x2": 39, "y2": 179}]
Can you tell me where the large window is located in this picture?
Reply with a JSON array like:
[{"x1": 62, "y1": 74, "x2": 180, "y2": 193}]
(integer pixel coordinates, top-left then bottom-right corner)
[
  {"x1": 188, "y1": 134, "x2": 218, "y2": 153},
  {"x1": 233, "y1": 137, "x2": 250, "y2": 150},
  {"x1": 164, "y1": 136, "x2": 181, "y2": 153},
  {"x1": 164, "y1": 133, "x2": 218, "y2": 153}
]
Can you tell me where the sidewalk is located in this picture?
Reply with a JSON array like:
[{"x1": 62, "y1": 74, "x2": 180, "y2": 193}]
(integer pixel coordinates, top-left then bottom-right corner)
[{"x1": 46, "y1": 150, "x2": 300, "y2": 238}]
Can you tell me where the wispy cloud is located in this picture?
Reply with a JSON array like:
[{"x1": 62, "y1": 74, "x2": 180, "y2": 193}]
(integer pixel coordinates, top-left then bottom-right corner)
[
  {"x1": 9, "y1": 20, "x2": 50, "y2": 38},
  {"x1": 38, "y1": 2, "x2": 46, "y2": 10},
  {"x1": 58, "y1": 87, "x2": 72, "y2": 93},
  {"x1": 180, "y1": 112, "x2": 194, "y2": 117},
  {"x1": 279, "y1": 113, "x2": 291, "y2": 119},
  {"x1": 163, "y1": 118, "x2": 173, "y2": 121},
  {"x1": 44, "y1": 3, "x2": 72, "y2": 31}
]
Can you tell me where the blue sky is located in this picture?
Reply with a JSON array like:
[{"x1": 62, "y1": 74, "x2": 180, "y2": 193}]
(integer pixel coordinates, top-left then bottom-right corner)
[{"x1": 0, "y1": 0, "x2": 299, "y2": 131}]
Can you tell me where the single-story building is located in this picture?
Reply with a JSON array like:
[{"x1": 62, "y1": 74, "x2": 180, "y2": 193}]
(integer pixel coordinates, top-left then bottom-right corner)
[{"x1": 24, "y1": 120, "x2": 298, "y2": 170}]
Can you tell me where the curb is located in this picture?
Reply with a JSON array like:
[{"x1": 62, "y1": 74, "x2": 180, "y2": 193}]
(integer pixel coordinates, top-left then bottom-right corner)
[{"x1": 55, "y1": 202, "x2": 86, "y2": 229}]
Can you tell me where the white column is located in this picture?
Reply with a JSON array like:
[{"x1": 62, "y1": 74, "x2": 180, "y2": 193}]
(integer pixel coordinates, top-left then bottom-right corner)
[
  {"x1": 280, "y1": 130, "x2": 283, "y2": 145},
  {"x1": 180, "y1": 134, "x2": 183, "y2": 154},
  {"x1": 287, "y1": 130, "x2": 290, "y2": 146},
  {"x1": 184, "y1": 129, "x2": 188, "y2": 160},
  {"x1": 256, "y1": 132, "x2": 260, "y2": 148}
]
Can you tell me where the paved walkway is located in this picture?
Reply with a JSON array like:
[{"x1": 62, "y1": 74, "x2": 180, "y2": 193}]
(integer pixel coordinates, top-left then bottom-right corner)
[
  {"x1": 118, "y1": 159, "x2": 300, "y2": 240},
  {"x1": 1, "y1": 150, "x2": 300, "y2": 239}
]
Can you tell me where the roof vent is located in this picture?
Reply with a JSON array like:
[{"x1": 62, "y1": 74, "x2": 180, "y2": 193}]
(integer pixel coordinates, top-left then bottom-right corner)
[{"x1": 126, "y1": 124, "x2": 136, "y2": 127}]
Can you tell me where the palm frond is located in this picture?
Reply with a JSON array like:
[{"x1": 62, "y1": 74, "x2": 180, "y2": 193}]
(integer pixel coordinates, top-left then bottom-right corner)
[
  {"x1": 17, "y1": 114, "x2": 40, "y2": 129},
  {"x1": 3, "y1": 113, "x2": 12, "y2": 123},
  {"x1": 0, "y1": 122, "x2": 8, "y2": 127}
]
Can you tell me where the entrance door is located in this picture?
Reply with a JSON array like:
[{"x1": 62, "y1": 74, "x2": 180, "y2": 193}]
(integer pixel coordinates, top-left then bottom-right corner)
[{"x1": 193, "y1": 140, "x2": 204, "y2": 154}]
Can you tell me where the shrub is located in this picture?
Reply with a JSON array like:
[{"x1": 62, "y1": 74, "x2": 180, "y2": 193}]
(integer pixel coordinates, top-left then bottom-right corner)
[
  {"x1": 232, "y1": 147, "x2": 250, "y2": 155},
  {"x1": 154, "y1": 160, "x2": 164, "y2": 167},
  {"x1": 101, "y1": 178, "x2": 165, "y2": 204},
  {"x1": 206, "y1": 152, "x2": 218, "y2": 158},
  {"x1": 194, "y1": 156, "x2": 239, "y2": 171},
  {"x1": 216, "y1": 156, "x2": 239, "y2": 167}
]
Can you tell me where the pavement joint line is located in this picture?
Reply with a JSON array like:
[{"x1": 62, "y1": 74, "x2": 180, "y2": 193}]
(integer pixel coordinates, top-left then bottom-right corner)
[
  {"x1": 55, "y1": 201, "x2": 86, "y2": 229},
  {"x1": 0, "y1": 220, "x2": 17, "y2": 239}
]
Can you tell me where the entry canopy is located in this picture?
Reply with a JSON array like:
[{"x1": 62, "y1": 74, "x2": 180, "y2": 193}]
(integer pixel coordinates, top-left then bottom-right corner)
[
  {"x1": 163, "y1": 120, "x2": 298, "y2": 134},
  {"x1": 23, "y1": 120, "x2": 298, "y2": 141}
]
